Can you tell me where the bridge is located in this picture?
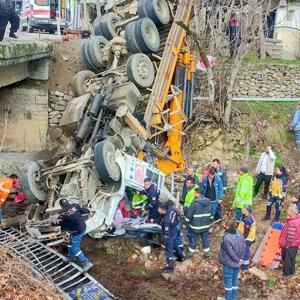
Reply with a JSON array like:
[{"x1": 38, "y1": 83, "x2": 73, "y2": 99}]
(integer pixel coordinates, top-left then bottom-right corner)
[{"x1": 0, "y1": 40, "x2": 54, "y2": 88}]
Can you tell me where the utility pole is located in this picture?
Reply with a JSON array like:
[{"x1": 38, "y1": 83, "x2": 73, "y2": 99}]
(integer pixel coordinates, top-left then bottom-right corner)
[{"x1": 57, "y1": 0, "x2": 61, "y2": 36}]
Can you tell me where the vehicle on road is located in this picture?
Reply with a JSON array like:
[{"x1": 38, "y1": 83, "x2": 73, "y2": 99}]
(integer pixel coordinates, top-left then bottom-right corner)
[{"x1": 20, "y1": 0, "x2": 65, "y2": 33}]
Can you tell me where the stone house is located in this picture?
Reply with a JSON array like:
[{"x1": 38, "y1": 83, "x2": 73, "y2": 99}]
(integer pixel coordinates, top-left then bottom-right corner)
[{"x1": 266, "y1": 0, "x2": 300, "y2": 59}]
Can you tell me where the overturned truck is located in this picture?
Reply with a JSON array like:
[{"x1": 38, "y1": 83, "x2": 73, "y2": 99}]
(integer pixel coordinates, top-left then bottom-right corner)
[{"x1": 21, "y1": 0, "x2": 196, "y2": 242}]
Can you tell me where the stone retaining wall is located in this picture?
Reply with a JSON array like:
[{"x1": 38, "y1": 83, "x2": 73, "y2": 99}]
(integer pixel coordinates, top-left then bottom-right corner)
[
  {"x1": 195, "y1": 63, "x2": 300, "y2": 98},
  {"x1": 48, "y1": 91, "x2": 74, "y2": 127}
]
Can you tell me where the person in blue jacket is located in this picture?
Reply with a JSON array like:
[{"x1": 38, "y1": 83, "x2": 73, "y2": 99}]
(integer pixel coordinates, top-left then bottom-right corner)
[
  {"x1": 158, "y1": 202, "x2": 184, "y2": 272},
  {"x1": 289, "y1": 103, "x2": 300, "y2": 151},
  {"x1": 201, "y1": 168, "x2": 224, "y2": 221},
  {"x1": 211, "y1": 158, "x2": 228, "y2": 190},
  {"x1": 52, "y1": 198, "x2": 93, "y2": 272},
  {"x1": 140, "y1": 178, "x2": 160, "y2": 222}
]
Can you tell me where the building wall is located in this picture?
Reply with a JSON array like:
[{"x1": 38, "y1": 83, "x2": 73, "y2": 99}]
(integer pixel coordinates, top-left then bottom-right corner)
[
  {"x1": 0, "y1": 81, "x2": 48, "y2": 152},
  {"x1": 275, "y1": 3, "x2": 300, "y2": 59}
]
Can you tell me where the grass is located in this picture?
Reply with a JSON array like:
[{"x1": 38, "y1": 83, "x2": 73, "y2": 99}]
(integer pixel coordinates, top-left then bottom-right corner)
[
  {"x1": 133, "y1": 266, "x2": 148, "y2": 277},
  {"x1": 234, "y1": 102, "x2": 297, "y2": 124},
  {"x1": 243, "y1": 55, "x2": 300, "y2": 65},
  {"x1": 266, "y1": 276, "x2": 277, "y2": 288}
]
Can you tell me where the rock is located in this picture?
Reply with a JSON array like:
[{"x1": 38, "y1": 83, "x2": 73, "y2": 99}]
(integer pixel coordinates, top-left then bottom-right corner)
[
  {"x1": 141, "y1": 246, "x2": 151, "y2": 255},
  {"x1": 131, "y1": 254, "x2": 138, "y2": 261},
  {"x1": 62, "y1": 55, "x2": 69, "y2": 61},
  {"x1": 49, "y1": 118, "x2": 60, "y2": 124},
  {"x1": 54, "y1": 105, "x2": 66, "y2": 111},
  {"x1": 144, "y1": 260, "x2": 156, "y2": 271},
  {"x1": 161, "y1": 272, "x2": 176, "y2": 281},
  {"x1": 64, "y1": 94, "x2": 73, "y2": 101},
  {"x1": 54, "y1": 91, "x2": 64, "y2": 97},
  {"x1": 175, "y1": 259, "x2": 194, "y2": 273},
  {"x1": 248, "y1": 267, "x2": 268, "y2": 281}
]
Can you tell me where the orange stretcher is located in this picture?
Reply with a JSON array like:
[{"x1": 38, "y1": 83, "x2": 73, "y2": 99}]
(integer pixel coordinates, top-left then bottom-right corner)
[{"x1": 253, "y1": 223, "x2": 283, "y2": 269}]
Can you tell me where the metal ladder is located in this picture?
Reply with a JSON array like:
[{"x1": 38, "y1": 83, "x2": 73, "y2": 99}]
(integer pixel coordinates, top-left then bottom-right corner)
[{"x1": 0, "y1": 227, "x2": 115, "y2": 299}]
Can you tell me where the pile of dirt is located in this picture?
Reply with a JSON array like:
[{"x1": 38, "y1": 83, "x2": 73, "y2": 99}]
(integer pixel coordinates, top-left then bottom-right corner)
[
  {"x1": 0, "y1": 248, "x2": 63, "y2": 299},
  {"x1": 48, "y1": 38, "x2": 83, "y2": 93}
]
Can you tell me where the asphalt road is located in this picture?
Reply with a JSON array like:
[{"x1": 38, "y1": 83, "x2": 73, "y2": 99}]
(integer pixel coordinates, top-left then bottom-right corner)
[{"x1": 2, "y1": 30, "x2": 63, "y2": 42}]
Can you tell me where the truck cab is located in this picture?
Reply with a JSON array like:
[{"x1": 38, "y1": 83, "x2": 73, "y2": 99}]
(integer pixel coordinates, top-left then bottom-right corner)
[{"x1": 20, "y1": 0, "x2": 65, "y2": 33}]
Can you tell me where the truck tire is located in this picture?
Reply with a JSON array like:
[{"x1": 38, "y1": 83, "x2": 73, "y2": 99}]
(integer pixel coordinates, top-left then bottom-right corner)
[
  {"x1": 93, "y1": 17, "x2": 104, "y2": 36},
  {"x1": 19, "y1": 162, "x2": 46, "y2": 203},
  {"x1": 88, "y1": 36, "x2": 108, "y2": 69},
  {"x1": 99, "y1": 12, "x2": 120, "y2": 40},
  {"x1": 79, "y1": 40, "x2": 99, "y2": 72},
  {"x1": 134, "y1": 18, "x2": 160, "y2": 53},
  {"x1": 125, "y1": 21, "x2": 141, "y2": 53},
  {"x1": 72, "y1": 70, "x2": 95, "y2": 96},
  {"x1": 145, "y1": 0, "x2": 171, "y2": 27},
  {"x1": 126, "y1": 53, "x2": 155, "y2": 88},
  {"x1": 137, "y1": 0, "x2": 148, "y2": 18},
  {"x1": 94, "y1": 141, "x2": 121, "y2": 184}
]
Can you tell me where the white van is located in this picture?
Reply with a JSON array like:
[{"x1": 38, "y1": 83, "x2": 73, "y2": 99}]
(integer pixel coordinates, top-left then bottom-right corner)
[{"x1": 20, "y1": 0, "x2": 65, "y2": 33}]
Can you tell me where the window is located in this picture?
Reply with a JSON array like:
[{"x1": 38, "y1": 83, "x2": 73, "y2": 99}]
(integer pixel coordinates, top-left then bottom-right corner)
[
  {"x1": 288, "y1": 10, "x2": 295, "y2": 22},
  {"x1": 34, "y1": 0, "x2": 50, "y2": 6}
]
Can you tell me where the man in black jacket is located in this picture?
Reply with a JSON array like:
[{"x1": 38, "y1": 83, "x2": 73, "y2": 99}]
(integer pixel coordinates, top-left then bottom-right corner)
[
  {"x1": 0, "y1": 0, "x2": 19, "y2": 41},
  {"x1": 185, "y1": 187, "x2": 213, "y2": 259},
  {"x1": 140, "y1": 178, "x2": 160, "y2": 222},
  {"x1": 158, "y1": 202, "x2": 184, "y2": 272},
  {"x1": 52, "y1": 198, "x2": 93, "y2": 272}
]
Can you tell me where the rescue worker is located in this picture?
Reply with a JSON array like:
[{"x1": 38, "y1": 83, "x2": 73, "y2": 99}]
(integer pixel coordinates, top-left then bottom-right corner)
[
  {"x1": 289, "y1": 103, "x2": 300, "y2": 151},
  {"x1": 219, "y1": 219, "x2": 245, "y2": 300},
  {"x1": 237, "y1": 206, "x2": 255, "y2": 270},
  {"x1": 233, "y1": 167, "x2": 253, "y2": 222},
  {"x1": 201, "y1": 168, "x2": 224, "y2": 221},
  {"x1": 166, "y1": 199, "x2": 184, "y2": 255},
  {"x1": 140, "y1": 178, "x2": 160, "y2": 222},
  {"x1": 254, "y1": 145, "x2": 276, "y2": 199},
  {"x1": 185, "y1": 187, "x2": 213, "y2": 259},
  {"x1": 0, "y1": 174, "x2": 23, "y2": 219},
  {"x1": 158, "y1": 202, "x2": 184, "y2": 273},
  {"x1": 183, "y1": 176, "x2": 198, "y2": 208},
  {"x1": 211, "y1": 158, "x2": 228, "y2": 190},
  {"x1": 0, "y1": 0, "x2": 20, "y2": 41},
  {"x1": 51, "y1": 198, "x2": 93, "y2": 272},
  {"x1": 262, "y1": 166, "x2": 288, "y2": 222},
  {"x1": 181, "y1": 167, "x2": 200, "y2": 203},
  {"x1": 279, "y1": 204, "x2": 300, "y2": 277}
]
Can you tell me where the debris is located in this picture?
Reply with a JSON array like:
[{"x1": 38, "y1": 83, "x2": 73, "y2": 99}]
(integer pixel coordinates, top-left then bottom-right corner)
[
  {"x1": 0, "y1": 247, "x2": 63, "y2": 299},
  {"x1": 248, "y1": 266, "x2": 268, "y2": 281}
]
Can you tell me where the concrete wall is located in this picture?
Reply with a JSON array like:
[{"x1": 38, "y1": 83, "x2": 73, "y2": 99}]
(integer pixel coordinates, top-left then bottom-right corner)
[
  {"x1": 195, "y1": 62, "x2": 300, "y2": 98},
  {"x1": 0, "y1": 81, "x2": 48, "y2": 152},
  {"x1": 275, "y1": 3, "x2": 300, "y2": 59}
]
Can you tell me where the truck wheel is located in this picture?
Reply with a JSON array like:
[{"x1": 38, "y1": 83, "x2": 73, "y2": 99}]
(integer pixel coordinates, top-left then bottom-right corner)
[
  {"x1": 99, "y1": 12, "x2": 120, "y2": 40},
  {"x1": 134, "y1": 18, "x2": 160, "y2": 53},
  {"x1": 126, "y1": 53, "x2": 155, "y2": 88},
  {"x1": 93, "y1": 17, "x2": 104, "y2": 36},
  {"x1": 79, "y1": 40, "x2": 99, "y2": 72},
  {"x1": 125, "y1": 21, "x2": 141, "y2": 53},
  {"x1": 145, "y1": 0, "x2": 171, "y2": 27},
  {"x1": 94, "y1": 141, "x2": 121, "y2": 184},
  {"x1": 19, "y1": 162, "x2": 46, "y2": 203},
  {"x1": 137, "y1": 0, "x2": 148, "y2": 18},
  {"x1": 72, "y1": 70, "x2": 95, "y2": 96},
  {"x1": 88, "y1": 36, "x2": 108, "y2": 69},
  {"x1": 49, "y1": 29, "x2": 55, "y2": 34}
]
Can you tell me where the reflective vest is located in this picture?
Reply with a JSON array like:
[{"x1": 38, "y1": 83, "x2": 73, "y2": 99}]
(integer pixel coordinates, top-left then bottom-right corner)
[
  {"x1": 0, "y1": 177, "x2": 13, "y2": 207},
  {"x1": 237, "y1": 214, "x2": 256, "y2": 242},
  {"x1": 184, "y1": 186, "x2": 197, "y2": 208},
  {"x1": 233, "y1": 173, "x2": 253, "y2": 209}
]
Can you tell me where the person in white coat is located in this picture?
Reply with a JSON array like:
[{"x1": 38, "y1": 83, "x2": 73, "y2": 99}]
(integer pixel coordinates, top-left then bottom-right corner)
[{"x1": 254, "y1": 146, "x2": 276, "y2": 199}]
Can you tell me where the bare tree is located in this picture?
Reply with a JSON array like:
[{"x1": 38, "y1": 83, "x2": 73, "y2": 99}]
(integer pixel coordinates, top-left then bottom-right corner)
[{"x1": 181, "y1": 0, "x2": 268, "y2": 126}]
